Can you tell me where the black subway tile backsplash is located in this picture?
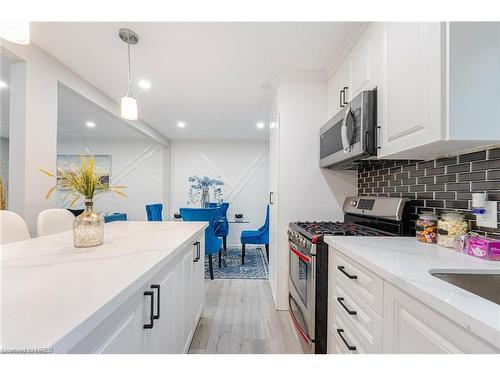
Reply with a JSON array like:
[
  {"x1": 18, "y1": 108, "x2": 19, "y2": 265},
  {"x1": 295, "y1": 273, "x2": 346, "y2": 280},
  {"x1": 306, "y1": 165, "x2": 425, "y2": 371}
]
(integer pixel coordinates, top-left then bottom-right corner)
[{"x1": 358, "y1": 147, "x2": 500, "y2": 236}]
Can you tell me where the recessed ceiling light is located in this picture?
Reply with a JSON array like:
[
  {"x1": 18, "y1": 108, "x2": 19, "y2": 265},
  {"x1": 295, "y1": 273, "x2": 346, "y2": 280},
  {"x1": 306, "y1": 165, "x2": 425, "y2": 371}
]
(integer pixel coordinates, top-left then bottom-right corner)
[
  {"x1": 0, "y1": 80, "x2": 8, "y2": 89},
  {"x1": 138, "y1": 79, "x2": 151, "y2": 90},
  {"x1": 256, "y1": 122, "x2": 265, "y2": 129},
  {"x1": 86, "y1": 121, "x2": 96, "y2": 128},
  {"x1": 177, "y1": 121, "x2": 186, "y2": 128}
]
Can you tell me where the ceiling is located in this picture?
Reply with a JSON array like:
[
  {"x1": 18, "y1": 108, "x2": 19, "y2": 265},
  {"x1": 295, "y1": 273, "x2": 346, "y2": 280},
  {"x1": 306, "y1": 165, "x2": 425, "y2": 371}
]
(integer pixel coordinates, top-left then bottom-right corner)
[
  {"x1": 32, "y1": 22, "x2": 362, "y2": 140},
  {"x1": 57, "y1": 84, "x2": 148, "y2": 141}
]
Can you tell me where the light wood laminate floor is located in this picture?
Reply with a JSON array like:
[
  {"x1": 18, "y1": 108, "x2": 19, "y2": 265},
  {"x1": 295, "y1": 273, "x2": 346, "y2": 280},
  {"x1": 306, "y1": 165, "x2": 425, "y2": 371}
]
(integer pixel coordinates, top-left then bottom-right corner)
[{"x1": 188, "y1": 279, "x2": 304, "y2": 354}]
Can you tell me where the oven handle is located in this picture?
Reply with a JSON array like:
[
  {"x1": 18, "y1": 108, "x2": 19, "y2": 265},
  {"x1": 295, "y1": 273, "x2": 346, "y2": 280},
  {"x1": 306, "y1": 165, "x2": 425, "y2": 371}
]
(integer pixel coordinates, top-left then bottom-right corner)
[
  {"x1": 289, "y1": 296, "x2": 311, "y2": 344},
  {"x1": 289, "y1": 245, "x2": 311, "y2": 264}
]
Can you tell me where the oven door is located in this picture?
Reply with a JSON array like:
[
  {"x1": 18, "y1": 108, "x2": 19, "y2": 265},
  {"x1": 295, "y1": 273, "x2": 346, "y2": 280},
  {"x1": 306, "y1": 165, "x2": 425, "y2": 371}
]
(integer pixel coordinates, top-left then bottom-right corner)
[{"x1": 288, "y1": 241, "x2": 315, "y2": 352}]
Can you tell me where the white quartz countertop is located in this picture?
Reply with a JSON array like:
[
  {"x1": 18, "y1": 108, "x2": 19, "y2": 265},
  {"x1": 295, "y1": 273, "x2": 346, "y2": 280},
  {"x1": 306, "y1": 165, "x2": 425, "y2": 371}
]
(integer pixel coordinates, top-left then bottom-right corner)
[
  {"x1": 0, "y1": 221, "x2": 207, "y2": 353},
  {"x1": 324, "y1": 236, "x2": 500, "y2": 349}
]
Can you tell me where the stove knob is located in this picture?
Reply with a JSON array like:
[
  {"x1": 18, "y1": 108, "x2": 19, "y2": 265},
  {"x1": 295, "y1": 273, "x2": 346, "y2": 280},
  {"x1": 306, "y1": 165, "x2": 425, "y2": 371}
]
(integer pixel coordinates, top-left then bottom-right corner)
[{"x1": 351, "y1": 200, "x2": 357, "y2": 207}]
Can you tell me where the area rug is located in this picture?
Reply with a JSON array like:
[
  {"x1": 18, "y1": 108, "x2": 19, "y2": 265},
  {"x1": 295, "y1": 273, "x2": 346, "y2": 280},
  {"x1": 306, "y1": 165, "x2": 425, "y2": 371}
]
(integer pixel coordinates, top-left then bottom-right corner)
[{"x1": 205, "y1": 246, "x2": 269, "y2": 279}]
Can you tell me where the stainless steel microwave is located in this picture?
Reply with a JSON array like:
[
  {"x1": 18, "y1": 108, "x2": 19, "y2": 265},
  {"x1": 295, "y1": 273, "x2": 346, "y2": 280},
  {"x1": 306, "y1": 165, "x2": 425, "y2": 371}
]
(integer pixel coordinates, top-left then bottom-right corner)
[{"x1": 319, "y1": 90, "x2": 377, "y2": 170}]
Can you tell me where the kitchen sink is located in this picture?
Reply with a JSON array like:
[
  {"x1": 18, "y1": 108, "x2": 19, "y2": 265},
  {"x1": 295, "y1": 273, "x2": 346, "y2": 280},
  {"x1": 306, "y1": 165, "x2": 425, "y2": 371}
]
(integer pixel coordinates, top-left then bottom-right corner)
[{"x1": 430, "y1": 270, "x2": 500, "y2": 305}]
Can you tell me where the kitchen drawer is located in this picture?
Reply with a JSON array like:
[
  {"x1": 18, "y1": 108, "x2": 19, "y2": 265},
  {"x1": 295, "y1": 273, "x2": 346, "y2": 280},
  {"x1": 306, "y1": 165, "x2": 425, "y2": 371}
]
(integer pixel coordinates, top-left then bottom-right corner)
[
  {"x1": 335, "y1": 252, "x2": 383, "y2": 315},
  {"x1": 331, "y1": 278, "x2": 383, "y2": 353},
  {"x1": 331, "y1": 311, "x2": 369, "y2": 354}
]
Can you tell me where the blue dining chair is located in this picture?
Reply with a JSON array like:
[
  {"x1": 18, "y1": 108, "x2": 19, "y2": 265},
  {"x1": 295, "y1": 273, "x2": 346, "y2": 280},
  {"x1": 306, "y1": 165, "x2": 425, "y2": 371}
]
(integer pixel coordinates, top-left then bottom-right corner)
[
  {"x1": 240, "y1": 205, "x2": 269, "y2": 264},
  {"x1": 180, "y1": 207, "x2": 222, "y2": 280},
  {"x1": 209, "y1": 202, "x2": 229, "y2": 253},
  {"x1": 146, "y1": 204, "x2": 163, "y2": 221}
]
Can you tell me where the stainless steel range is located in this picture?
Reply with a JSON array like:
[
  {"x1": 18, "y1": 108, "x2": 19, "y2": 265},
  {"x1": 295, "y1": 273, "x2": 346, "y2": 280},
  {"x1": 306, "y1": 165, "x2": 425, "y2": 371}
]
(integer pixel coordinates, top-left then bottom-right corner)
[{"x1": 288, "y1": 196, "x2": 410, "y2": 354}]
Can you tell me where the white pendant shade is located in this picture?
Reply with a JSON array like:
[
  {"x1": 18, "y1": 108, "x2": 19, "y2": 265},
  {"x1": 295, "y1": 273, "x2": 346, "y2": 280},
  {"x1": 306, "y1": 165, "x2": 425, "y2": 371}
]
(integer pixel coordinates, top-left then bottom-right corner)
[
  {"x1": 0, "y1": 22, "x2": 30, "y2": 45},
  {"x1": 121, "y1": 96, "x2": 138, "y2": 120}
]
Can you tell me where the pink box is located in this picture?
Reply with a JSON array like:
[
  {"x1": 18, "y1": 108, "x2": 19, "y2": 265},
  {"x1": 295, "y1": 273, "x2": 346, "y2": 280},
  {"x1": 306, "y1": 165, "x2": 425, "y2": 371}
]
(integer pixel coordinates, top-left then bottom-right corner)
[{"x1": 467, "y1": 236, "x2": 500, "y2": 261}]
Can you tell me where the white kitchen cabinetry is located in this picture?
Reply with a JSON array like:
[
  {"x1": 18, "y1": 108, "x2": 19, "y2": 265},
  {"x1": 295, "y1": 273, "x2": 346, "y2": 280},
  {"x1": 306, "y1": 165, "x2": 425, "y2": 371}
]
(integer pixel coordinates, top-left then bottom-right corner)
[
  {"x1": 378, "y1": 22, "x2": 445, "y2": 158},
  {"x1": 327, "y1": 23, "x2": 381, "y2": 119},
  {"x1": 328, "y1": 245, "x2": 499, "y2": 354},
  {"x1": 383, "y1": 282, "x2": 498, "y2": 354},
  {"x1": 69, "y1": 238, "x2": 204, "y2": 354},
  {"x1": 378, "y1": 22, "x2": 500, "y2": 159}
]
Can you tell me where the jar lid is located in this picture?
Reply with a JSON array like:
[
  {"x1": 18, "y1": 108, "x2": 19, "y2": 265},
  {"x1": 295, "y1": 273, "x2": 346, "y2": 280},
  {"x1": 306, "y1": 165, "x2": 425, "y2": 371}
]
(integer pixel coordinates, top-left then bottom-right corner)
[
  {"x1": 419, "y1": 211, "x2": 438, "y2": 220},
  {"x1": 441, "y1": 211, "x2": 464, "y2": 220}
]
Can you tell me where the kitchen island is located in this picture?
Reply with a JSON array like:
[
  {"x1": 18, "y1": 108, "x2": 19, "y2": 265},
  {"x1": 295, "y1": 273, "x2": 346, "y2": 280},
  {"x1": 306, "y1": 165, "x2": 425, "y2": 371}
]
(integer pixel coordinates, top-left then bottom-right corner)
[
  {"x1": 325, "y1": 236, "x2": 500, "y2": 353},
  {"x1": 0, "y1": 221, "x2": 207, "y2": 354}
]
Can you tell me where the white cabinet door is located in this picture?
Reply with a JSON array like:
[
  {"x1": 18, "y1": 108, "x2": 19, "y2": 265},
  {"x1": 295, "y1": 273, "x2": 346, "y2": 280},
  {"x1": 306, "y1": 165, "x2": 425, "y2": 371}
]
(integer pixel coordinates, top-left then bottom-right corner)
[
  {"x1": 378, "y1": 22, "x2": 445, "y2": 158},
  {"x1": 327, "y1": 60, "x2": 350, "y2": 118},
  {"x1": 383, "y1": 282, "x2": 498, "y2": 354},
  {"x1": 349, "y1": 23, "x2": 381, "y2": 98}
]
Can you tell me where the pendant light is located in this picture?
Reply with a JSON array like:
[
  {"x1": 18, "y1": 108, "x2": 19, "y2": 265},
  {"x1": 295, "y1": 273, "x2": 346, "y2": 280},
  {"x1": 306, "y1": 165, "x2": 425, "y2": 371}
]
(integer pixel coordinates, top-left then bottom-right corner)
[
  {"x1": 119, "y1": 28, "x2": 139, "y2": 120},
  {"x1": 0, "y1": 21, "x2": 30, "y2": 45}
]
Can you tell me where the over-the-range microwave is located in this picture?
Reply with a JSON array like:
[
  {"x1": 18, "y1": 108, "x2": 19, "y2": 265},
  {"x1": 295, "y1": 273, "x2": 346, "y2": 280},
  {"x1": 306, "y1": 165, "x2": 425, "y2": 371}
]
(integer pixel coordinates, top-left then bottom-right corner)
[{"x1": 320, "y1": 90, "x2": 377, "y2": 170}]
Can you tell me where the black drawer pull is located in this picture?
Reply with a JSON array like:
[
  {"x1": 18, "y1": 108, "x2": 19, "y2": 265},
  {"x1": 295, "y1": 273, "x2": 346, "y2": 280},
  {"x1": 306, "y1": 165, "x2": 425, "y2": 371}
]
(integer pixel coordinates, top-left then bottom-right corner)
[
  {"x1": 336, "y1": 329, "x2": 356, "y2": 351},
  {"x1": 337, "y1": 265, "x2": 358, "y2": 280},
  {"x1": 337, "y1": 297, "x2": 357, "y2": 315},
  {"x1": 143, "y1": 291, "x2": 154, "y2": 329},
  {"x1": 151, "y1": 284, "x2": 160, "y2": 320}
]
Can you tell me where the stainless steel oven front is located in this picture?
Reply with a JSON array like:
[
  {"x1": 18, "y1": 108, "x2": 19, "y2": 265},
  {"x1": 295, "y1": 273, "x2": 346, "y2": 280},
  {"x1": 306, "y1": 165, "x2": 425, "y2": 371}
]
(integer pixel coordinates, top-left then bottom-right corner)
[{"x1": 288, "y1": 237, "x2": 316, "y2": 353}]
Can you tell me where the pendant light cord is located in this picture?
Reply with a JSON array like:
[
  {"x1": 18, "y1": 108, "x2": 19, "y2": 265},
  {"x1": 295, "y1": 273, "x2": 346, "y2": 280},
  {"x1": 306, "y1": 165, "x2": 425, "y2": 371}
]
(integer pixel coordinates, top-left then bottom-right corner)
[{"x1": 127, "y1": 31, "x2": 131, "y2": 96}]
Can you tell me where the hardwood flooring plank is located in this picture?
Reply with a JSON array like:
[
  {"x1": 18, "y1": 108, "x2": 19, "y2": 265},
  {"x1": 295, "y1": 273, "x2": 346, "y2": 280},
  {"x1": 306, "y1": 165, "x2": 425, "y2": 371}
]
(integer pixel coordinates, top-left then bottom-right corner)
[{"x1": 188, "y1": 279, "x2": 303, "y2": 354}]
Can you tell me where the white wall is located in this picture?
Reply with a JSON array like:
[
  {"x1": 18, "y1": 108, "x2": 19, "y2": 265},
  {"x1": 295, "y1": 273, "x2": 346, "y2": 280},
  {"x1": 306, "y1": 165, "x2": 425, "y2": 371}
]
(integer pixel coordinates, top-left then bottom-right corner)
[
  {"x1": 57, "y1": 138, "x2": 167, "y2": 221},
  {"x1": 170, "y1": 140, "x2": 269, "y2": 246},
  {"x1": 270, "y1": 74, "x2": 357, "y2": 310},
  {"x1": 1, "y1": 40, "x2": 169, "y2": 234},
  {"x1": 0, "y1": 137, "x2": 8, "y2": 207}
]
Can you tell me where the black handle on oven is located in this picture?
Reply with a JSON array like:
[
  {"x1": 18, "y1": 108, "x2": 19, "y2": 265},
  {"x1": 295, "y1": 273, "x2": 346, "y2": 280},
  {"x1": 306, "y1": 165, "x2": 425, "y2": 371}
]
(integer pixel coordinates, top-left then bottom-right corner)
[
  {"x1": 337, "y1": 265, "x2": 358, "y2": 280},
  {"x1": 143, "y1": 291, "x2": 155, "y2": 329},
  {"x1": 340, "y1": 89, "x2": 345, "y2": 108},
  {"x1": 151, "y1": 284, "x2": 160, "y2": 320},
  {"x1": 336, "y1": 329, "x2": 356, "y2": 351},
  {"x1": 337, "y1": 297, "x2": 357, "y2": 315}
]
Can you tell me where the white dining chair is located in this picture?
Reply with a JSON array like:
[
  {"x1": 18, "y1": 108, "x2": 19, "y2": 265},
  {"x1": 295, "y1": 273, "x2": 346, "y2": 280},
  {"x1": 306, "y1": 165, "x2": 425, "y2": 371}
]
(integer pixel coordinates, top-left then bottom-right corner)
[
  {"x1": 37, "y1": 208, "x2": 75, "y2": 237},
  {"x1": 0, "y1": 210, "x2": 31, "y2": 245}
]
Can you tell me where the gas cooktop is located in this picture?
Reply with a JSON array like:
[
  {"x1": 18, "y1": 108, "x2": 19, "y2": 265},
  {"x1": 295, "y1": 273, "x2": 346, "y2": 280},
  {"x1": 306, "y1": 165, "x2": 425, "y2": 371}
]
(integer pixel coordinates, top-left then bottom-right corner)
[{"x1": 290, "y1": 221, "x2": 395, "y2": 240}]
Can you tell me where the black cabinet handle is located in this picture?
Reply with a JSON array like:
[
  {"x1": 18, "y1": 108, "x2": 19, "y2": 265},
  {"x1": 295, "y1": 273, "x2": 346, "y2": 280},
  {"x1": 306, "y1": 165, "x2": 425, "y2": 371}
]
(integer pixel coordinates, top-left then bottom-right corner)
[
  {"x1": 337, "y1": 265, "x2": 358, "y2": 280},
  {"x1": 336, "y1": 329, "x2": 356, "y2": 351},
  {"x1": 269, "y1": 192, "x2": 274, "y2": 205},
  {"x1": 151, "y1": 284, "x2": 160, "y2": 320},
  {"x1": 143, "y1": 291, "x2": 154, "y2": 329},
  {"x1": 343, "y1": 86, "x2": 349, "y2": 105},
  {"x1": 193, "y1": 242, "x2": 200, "y2": 262},
  {"x1": 337, "y1": 297, "x2": 357, "y2": 315},
  {"x1": 340, "y1": 89, "x2": 345, "y2": 108}
]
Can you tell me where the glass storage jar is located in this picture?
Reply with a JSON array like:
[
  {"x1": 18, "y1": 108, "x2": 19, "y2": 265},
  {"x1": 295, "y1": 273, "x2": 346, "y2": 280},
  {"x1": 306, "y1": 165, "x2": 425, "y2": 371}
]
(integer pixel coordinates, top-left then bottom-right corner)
[
  {"x1": 416, "y1": 211, "x2": 438, "y2": 243},
  {"x1": 437, "y1": 212, "x2": 468, "y2": 249},
  {"x1": 73, "y1": 200, "x2": 104, "y2": 248}
]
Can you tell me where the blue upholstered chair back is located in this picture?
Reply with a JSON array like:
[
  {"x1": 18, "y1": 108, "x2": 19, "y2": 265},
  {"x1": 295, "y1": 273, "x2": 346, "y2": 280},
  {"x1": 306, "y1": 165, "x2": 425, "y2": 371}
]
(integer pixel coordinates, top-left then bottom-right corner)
[
  {"x1": 146, "y1": 204, "x2": 163, "y2": 221},
  {"x1": 209, "y1": 202, "x2": 229, "y2": 237},
  {"x1": 179, "y1": 208, "x2": 222, "y2": 256},
  {"x1": 258, "y1": 205, "x2": 270, "y2": 244}
]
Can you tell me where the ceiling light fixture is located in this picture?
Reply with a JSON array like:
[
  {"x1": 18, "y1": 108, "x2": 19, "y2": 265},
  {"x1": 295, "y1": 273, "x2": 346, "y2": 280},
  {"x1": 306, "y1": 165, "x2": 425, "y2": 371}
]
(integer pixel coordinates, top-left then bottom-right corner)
[
  {"x1": 86, "y1": 121, "x2": 96, "y2": 128},
  {"x1": 0, "y1": 21, "x2": 30, "y2": 45},
  {"x1": 119, "y1": 28, "x2": 139, "y2": 120},
  {"x1": 177, "y1": 122, "x2": 186, "y2": 128},
  {"x1": 138, "y1": 79, "x2": 151, "y2": 90},
  {"x1": 0, "y1": 80, "x2": 8, "y2": 89},
  {"x1": 256, "y1": 122, "x2": 265, "y2": 129}
]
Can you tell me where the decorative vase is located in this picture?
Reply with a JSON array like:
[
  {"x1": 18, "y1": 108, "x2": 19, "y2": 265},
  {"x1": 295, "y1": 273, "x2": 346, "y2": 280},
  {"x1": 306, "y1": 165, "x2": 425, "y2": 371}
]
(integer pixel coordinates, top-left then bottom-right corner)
[
  {"x1": 200, "y1": 187, "x2": 210, "y2": 208},
  {"x1": 73, "y1": 200, "x2": 104, "y2": 248}
]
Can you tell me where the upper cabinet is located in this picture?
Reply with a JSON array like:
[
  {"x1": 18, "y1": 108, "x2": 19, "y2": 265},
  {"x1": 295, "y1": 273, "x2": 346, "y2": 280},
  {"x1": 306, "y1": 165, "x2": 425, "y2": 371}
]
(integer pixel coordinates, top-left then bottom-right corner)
[
  {"x1": 378, "y1": 22, "x2": 445, "y2": 158},
  {"x1": 327, "y1": 22, "x2": 500, "y2": 160},
  {"x1": 327, "y1": 23, "x2": 381, "y2": 119}
]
